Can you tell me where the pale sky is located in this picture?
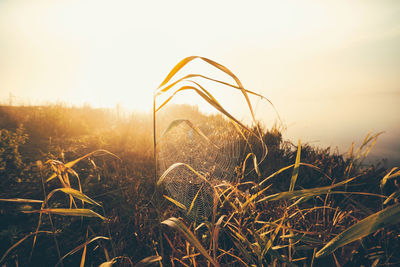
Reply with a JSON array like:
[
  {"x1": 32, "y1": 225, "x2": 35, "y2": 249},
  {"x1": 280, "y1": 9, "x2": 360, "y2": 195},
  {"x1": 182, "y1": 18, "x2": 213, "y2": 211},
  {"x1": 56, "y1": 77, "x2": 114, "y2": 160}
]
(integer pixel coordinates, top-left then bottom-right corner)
[{"x1": 0, "y1": 0, "x2": 399, "y2": 164}]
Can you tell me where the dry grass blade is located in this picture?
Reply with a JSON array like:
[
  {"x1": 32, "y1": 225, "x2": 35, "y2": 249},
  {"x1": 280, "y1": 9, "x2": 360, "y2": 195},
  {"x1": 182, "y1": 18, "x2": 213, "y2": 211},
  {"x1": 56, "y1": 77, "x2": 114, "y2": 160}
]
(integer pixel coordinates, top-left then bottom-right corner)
[
  {"x1": 80, "y1": 230, "x2": 89, "y2": 267},
  {"x1": 99, "y1": 256, "x2": 134, "y2": 267},
  {"x1": 241, "y1": 185, "x2": 272, "y2": 212},
  {"x1": 316, "y1": 203, "x2": 400, "y2": 258},
  {"x1": 227, "y1": 226, "x2": 257, "y2": 264},
  {"x1": 262, "y1": 216, "x2": 285, "y2": 258},
  {"x1": 46, "y1": 149, "x2": 120, "y2": 183},
  {"x1": 158, "y1": 56, "x2": 199, "y2": 89},
  {"x1": 98, "y1": 260, "x2": 116, "y2": 267},
  {"x1": 46, "y1": 188, "x2": 102, "y2": 207},
  {"x1": 218, "y1": 248, "x2": 249, "y2": 266},
  {"x1": 155, "y1": 56, "x2": 269, "y2": 177},
  {"x1": 258, "y1": 176, "x2": 358, "y2": 202},
  {"x1": 187, "y1": 184, "x2": 204, "y2": 216},
  {"x1": 162, "y1": 217, "x2": 219, "y2": 267},
  {"x1": 259, "y1": 164, "x2": 294, "y2": 187},
  {"x1": 231, "y1": 240, "x2": 254, "y2": 265},
  {"x1": 242, "y1": 153, "x2": 261, "y2": 178},
  {"x1": 381, "y1": 167, "x2": 400, "y2": 188},
  {"x1": 259, "y1": 162, "x2": 332, "y2": 187},
  {"x1": 156, "y1": 56, "x2": 266, "y2": 145},
  {"x1": 0, "y1": 198, "x2": 43, "y2": 204},
  {"x1": 191, "y1": 57, "x2": 256, "y2": 125},
  {"x1": 55, "y1": 236, "x2": 110, "y2": 266},
  {"x1": 289, "y1": 139, "x2": 301, "y2": 192},
  {"x1": 163, "y1": 195, "x2": 187, "y2": 210},
  {"x1": 80, "y1": 242, "x2": 87, "y2": 267},
  {"x1": 157, "y1": 119, "x2": 219, "y2": 149},
  {"x1": 157, "y1": 73, "x2": 245, "y2": 97},
  {"x1": 134, "y1": 255, "x2": 162, "y2": 267},
  {"x1": 346, "y1": 132, "x2": 383, "y2": 176},
  {"x1": 23, "y1": 208, "x2": 107, "y2": 220},
  {"x1": 384, "y1": 191, "x2": 400, "y2": 205},
  {"x1": 156, "y1": 85, "x2": 251, "y2": 133},
  {"x1": 158, "y1": 57, "x2": 249, "y2": 113},
  {"x1": 357, "y1": 132, "x2": 383, "y2": 158},
  {"x1": 156, "y1": 73, "x2": 281, "y2": 122},
  {"x1": 0, "y1": 231, "x2": 53, "y2": 264},
  {"x1": 157, "y1": 162, "x2": 208, "y2": 186},
  {"x1": 212, "y1": 215, "x2": 226, "y2": 261}
]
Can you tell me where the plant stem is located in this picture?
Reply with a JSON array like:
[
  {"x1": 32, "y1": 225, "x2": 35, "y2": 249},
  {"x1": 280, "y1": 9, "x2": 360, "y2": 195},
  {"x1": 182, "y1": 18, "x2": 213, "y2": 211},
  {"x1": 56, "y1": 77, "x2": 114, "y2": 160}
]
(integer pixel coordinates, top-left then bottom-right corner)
[
  {"x1": 153, "y1": 95, "x2": 157, "y2": 183},
  {"x1": 38, "y1": 165, "x2": 64, "y2": 267}
]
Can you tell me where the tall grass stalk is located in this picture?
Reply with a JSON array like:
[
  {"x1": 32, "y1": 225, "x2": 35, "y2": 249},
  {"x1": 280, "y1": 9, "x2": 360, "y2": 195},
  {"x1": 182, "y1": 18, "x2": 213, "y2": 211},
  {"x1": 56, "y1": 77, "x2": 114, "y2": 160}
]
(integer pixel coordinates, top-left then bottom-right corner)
[
  {"x1": 155, "y1": 56, "x2": 399, "y2": 266},
  {"x1": 33, "y1": 161, "x2": 64, "y2": 267}
]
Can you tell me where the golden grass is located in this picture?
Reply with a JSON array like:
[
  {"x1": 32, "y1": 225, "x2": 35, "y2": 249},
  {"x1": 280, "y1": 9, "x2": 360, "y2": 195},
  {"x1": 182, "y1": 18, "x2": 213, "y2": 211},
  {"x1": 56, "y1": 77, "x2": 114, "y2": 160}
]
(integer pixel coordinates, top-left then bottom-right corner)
[{"x1": 1, "y1": 56, "x2": 399, "y2": 266}]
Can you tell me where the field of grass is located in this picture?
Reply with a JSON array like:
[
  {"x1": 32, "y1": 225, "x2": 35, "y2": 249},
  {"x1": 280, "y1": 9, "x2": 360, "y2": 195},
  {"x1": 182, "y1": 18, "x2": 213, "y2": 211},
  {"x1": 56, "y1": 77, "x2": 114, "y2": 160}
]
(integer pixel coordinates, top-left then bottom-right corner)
[{"x1": 1, "y1": 57, "x2": 399, "y2": 266}]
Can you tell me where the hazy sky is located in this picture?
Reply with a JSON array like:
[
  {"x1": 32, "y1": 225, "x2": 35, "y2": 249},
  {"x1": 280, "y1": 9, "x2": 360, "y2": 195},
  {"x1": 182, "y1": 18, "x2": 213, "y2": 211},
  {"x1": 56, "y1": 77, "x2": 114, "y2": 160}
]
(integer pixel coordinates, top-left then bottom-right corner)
[{"x1": 0, "y1": 0, "x2": 399, "y2": 164}]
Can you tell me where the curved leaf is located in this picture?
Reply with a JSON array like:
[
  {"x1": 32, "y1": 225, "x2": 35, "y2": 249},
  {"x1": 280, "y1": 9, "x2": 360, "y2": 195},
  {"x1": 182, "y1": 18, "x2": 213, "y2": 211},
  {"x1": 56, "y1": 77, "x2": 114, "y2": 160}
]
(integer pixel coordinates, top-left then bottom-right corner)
[
  {"x1": 162, "y1": 217, "x2": 219, "y2": 267},
  {"x1": 46, "y1": 149, "x2": 120, "y2": 183},
  {"x1": 316, "y1": 203, "x2": 400, "y2": 257},
  {"x1": 289, "y1": 139, "x2": 301, "y2": 192},
  {"x1": 23, "y1": 208, "x2": 107, "y2": 220},
  {"x1": 258, "y1": 176, "x2": 357, "y2": 202},
  {"x1": 134, "y1": 255, "x2": 162, "y2": 267},
  {"x1": 0, "y1": 198, "x2": 43, "y2": 204},
  {"x1": 46, "y1": 188, "x2": 101, "y2": 207},
  {"x1": 157, "y1": 119, "x2": 219, "y2": 149}
]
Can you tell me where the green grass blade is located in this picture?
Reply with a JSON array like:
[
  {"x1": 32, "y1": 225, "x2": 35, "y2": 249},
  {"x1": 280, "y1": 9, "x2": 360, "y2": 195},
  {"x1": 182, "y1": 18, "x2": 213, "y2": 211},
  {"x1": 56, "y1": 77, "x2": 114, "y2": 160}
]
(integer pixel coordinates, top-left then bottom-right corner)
[
  {"x1": 316, "y1": 203, "x2": 400, "y2": 258},
  {"x1": 162, "y1": 217, "x2": 219, "y2": 267},
  {"x1": 289, "y1": 139, "x2": 301, "y2": 192}
]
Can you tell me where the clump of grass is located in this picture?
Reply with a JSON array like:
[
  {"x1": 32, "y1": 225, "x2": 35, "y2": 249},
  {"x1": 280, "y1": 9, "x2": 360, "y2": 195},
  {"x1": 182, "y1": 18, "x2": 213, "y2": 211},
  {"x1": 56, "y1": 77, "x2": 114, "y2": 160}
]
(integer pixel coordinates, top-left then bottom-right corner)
[
  {"x1": 155, "y1": 56, "x2": 400, "y2": 266},
  {"x1": 1, "y1": 56, "x2": 399, "y2": 266}
]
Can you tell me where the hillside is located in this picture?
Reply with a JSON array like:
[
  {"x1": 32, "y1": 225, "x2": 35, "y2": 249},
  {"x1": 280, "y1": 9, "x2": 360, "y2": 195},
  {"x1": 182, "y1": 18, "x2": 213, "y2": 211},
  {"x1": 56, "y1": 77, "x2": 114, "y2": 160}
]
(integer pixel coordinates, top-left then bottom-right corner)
[{"x1": 0, "y1": 104, "x2": 398, "y2": 266}]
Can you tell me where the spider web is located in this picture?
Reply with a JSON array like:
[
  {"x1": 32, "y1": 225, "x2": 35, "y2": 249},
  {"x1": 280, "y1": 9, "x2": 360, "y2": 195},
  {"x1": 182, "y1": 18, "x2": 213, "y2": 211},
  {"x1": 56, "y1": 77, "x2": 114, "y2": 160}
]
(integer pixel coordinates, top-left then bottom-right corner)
[{"x1": 157, "y1": 112, "x2": 244, "y2": 220}]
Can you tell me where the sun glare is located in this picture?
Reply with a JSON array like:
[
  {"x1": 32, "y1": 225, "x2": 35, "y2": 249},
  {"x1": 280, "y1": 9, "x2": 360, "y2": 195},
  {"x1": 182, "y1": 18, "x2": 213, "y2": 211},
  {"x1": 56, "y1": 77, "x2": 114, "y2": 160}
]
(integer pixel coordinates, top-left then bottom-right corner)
[
  {"x1": 0, "y1": 0, "x2": 358, "y2": 112},
  {"x1": 1, "y1": 1, "x2": 400, "y2": 265},
  {"x1": 0, "y1": 0, "x2": 399, "y2": 157}
]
